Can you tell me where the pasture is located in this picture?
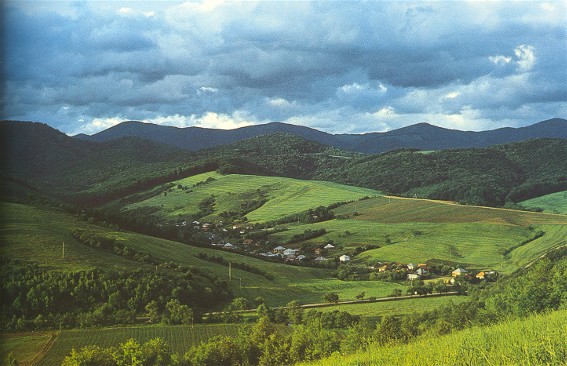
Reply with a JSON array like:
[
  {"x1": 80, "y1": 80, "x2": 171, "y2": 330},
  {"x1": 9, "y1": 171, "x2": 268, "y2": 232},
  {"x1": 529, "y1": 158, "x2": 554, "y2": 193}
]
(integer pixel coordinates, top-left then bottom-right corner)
[
  {"x1": 123, "y1": 172, "x2": 380, "y2": 223},
  {"x1": 0, "y1": 202, "x2": 404, "y2": 307},
  {"x1": 270, "y1": 195, "x2": 567, "y2": 273},
  {"x1": 519, "y1": 190, "x2": 567, "y2": 214},
  {"x1": 314, "y1": 295, "x2": 468, "y2": 320}
]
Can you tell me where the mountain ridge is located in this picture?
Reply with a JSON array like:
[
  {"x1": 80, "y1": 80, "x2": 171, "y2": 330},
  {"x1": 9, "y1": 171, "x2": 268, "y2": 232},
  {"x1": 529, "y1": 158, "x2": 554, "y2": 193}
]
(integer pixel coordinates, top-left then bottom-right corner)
[{"x1": 74, "y1": 118, "x2": 567, "y2": 154}]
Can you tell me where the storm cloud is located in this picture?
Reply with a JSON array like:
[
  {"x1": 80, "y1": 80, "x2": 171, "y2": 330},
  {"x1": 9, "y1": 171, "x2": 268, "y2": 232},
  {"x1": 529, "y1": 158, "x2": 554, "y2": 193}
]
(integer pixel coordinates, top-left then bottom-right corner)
[{"x1": 2, "y1": 1, "x2": 565, "y2": 134}]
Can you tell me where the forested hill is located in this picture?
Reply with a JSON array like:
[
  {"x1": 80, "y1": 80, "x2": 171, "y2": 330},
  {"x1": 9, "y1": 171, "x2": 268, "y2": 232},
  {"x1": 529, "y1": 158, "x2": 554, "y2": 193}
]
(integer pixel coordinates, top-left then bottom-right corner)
[
  {"x1": 314, "y1": 139, "x2": 567, "y2": 206},
  {"x1": 0, "y1": 121, "x2": 210, "y2": 206},
  {"x1": 2, "y1": 120, "x2": 566, "y2": 208},
  {"x1": 200, "y1": 135, "x2": 567, "y2": 206},
  {"x1": 76, "y1": 118, "x2": 567, "y2": 154}
]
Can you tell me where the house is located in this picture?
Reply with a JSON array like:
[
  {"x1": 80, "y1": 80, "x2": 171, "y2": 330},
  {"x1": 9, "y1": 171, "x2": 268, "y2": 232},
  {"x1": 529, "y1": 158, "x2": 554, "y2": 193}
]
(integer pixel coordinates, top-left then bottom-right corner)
[
  {"x1": 314, "y1": 256, "x2": 328, "y2": 261},
  {"x1": 407, "y1": 263, "x2": 416, "y2": 271},
  {"x1": 416, "y1": 268, "x2": 428, "y2": 277},
  {"x1": 378, "y1": 264, "x2": 390, "y2": 272},
  {"x1": 476, "y1": 271, "x2": 486, "y2": 280},
  {"x1": 283, "y1": 248, "x2": 298, "y2": 257},
  {"x1": 297, "y1": 255, "x2": 306, "y2": 261},
  {"x1": 273, "y1": 246, "x2": 286, "y2": 254},
  {"x1": 339, "y1": 255, "x2": 351, "y2": 262},
  {"x1": 452, "y1": 268, "x2": 467, "y2": 277},
  {"x1": 224, "y1": 243, "x2": 235, "y2": 249},
  {"x1": 324, "y1": 243, "x2": 335, "y2": 250},
  {"x1": 407, "y1": 273, "x2": 420, "y2": 281}
]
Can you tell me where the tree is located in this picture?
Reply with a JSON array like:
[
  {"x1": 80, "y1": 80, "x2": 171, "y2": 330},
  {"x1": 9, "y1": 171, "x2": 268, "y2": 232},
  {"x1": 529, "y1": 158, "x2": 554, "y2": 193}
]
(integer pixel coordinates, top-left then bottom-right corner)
[
  {"x1": 164, "y1": 299, "x2": 193, "y2": 325},
  {"x1": 323, "y1": 292, "x2": 339, "y2": 304},
  {"x1": 145, "y1": 301, "x2": 159, "y2": 323},
  {"x1": 355, "y1": 292, "x2": 365, "y2": 300}
]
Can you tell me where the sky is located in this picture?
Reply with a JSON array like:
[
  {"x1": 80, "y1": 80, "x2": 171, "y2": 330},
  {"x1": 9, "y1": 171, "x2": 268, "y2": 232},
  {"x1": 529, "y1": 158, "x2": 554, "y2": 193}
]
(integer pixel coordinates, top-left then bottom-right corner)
[{"x1": 2, "y1": 0, "x2": 566, "y2": 135}]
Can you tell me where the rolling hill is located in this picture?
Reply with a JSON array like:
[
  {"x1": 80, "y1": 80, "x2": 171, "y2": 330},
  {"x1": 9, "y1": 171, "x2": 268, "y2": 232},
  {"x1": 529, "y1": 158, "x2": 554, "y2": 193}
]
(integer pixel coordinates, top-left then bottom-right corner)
[
  {"x1": 2, "y1": 121, "x2": 566, "y2": 208},
  {"x1": 75, "y1": 118, "x2": 567, "y2": 154}
]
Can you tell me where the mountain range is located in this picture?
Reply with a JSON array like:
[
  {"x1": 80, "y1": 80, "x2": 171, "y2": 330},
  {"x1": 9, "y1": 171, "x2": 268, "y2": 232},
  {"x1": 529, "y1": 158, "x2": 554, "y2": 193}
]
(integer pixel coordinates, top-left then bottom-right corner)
[
  {"x1": 2, "y1": 119, "x2": 567, "y2": 208},
  {"x1": 75, "y1": 118, "x2": 567, "y2": 154}
]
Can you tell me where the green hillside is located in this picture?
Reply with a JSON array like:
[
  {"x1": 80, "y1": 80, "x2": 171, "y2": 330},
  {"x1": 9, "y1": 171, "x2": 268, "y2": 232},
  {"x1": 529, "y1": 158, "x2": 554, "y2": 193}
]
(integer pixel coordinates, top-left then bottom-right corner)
[
  {"x1": 0, "y1": 202, "x2": 404, "y2": 307},
  {"x1": 269, "y1": 196, "x2": 567, "y2": 273},
  {"x1": 519, "y1": 190, "x2": 567, "y2": 214},
  {"x1": 121, "y1": 172, "x2": 380, "y2": 223},
  {"x1": 302, "y1": 309, "x2": 567, "y2": 366}
]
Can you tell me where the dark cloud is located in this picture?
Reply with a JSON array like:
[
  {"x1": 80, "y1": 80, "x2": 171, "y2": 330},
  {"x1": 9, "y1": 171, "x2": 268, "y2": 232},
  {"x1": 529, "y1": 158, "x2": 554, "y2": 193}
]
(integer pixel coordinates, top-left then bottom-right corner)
[{"x1": 2, "y1": 1, "x2": 565, "y2": 134}]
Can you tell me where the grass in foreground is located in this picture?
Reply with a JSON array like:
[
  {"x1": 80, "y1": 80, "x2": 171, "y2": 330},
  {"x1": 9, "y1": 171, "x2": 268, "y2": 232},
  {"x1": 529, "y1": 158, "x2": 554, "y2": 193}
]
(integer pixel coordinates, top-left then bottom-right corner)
[{"x1": 302, "y1": 309, "x2": 567, "y2": 366}]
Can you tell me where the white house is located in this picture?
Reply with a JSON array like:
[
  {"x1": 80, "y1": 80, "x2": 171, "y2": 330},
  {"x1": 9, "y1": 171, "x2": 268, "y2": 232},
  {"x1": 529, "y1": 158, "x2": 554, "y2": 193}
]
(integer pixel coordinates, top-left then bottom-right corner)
[
  {"x1": 407, "y1": 273, "x2": 420, "y2": 281},
  {"x1": 416, "y1": 268, "x2": 428, "y2": 276},
  {"x1": 283, "y1": 248, "x2": 298, "y2": 256},
  {"x1": 407, "y1": 263, "x2": 416, "y2": 271},
  {"x1": 314, "y1": 256, "x2": 328, "y2": 261},
  {"x1": 339, "y1": 255, "x2": 351, "y2": 262},
  {"x1": 273, "y1": 246, "x2": 286, "y2": 254},
  {"x1": 324, "y1": 243, "x2": 335, "y2": 250}
]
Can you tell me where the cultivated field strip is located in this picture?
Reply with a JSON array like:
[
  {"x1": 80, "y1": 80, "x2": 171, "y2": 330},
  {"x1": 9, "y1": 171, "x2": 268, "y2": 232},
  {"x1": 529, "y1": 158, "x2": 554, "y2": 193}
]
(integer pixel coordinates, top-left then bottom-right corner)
[{"x1": 38, "y1": 324, "x2": 242, "y2": 366}]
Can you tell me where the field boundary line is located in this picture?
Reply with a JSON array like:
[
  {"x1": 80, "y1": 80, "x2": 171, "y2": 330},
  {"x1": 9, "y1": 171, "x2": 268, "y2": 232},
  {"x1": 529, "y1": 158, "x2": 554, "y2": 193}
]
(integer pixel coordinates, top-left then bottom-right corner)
[{"x1": 30, "y1": 332, "x2": 58, "y2": 366}]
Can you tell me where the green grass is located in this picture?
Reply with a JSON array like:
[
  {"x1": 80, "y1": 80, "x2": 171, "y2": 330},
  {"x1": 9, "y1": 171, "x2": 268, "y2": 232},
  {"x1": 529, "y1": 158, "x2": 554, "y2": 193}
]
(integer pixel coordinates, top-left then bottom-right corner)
[
  {"x1": 0, "y1": 331, "x2": 55, "y2": 366},
  {"x1": 520, "y1": 190, "x2": 567, "y2": 214},
  {"x1": 270, "y1": 196, "x2": 567, "y2": 274},
  {"x1": 37, "y1": 324, "x2": 242, "y2": 366},
  {"x1": 302, "y1": 309, "x2": 567, "y2": 366},
  {"x1": 123, "y1": 173, "x2": 380, "y2": 223},
  {"x1": 314, "y1": 295, "x2": 468, "y2": 320},
  {"x1": 0, "y1": 202, "x2": 401, "y2": 307}
]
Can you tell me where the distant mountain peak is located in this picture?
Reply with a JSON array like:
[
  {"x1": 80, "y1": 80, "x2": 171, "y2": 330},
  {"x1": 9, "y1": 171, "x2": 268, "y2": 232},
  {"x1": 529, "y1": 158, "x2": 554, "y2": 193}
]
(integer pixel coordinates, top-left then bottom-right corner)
[{"x1": 73, "y1": 118, "x2": 566, "y2": 154}]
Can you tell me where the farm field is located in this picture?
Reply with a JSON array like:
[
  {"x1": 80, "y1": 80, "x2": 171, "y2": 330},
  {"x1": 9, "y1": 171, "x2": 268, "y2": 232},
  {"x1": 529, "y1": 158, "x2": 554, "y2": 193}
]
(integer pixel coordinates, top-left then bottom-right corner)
[
  {"x1": 303, "y1": 308, "x2": 567, "y2": 366},
  {"x1": 0, "y1": 202, "x2": 404, "y2": 307},
  {"x1": 519, "y1": 190, "x2": 567, "y2": 214},
  {"x1": 314, "y1": 295, "x2": 468, "y2": 320},
  {"x1": 123, "y1": 172, "x2": 380, "y2": 223},
  {"x1": 36, "y1": 324, "x2": 243, "y2": 366},
  {"x1": 270, "y1": 195, "x2": 567, "y2": 273},
  {"x1": 0, "y1": 331, "x2": 54, "y2": 366}
]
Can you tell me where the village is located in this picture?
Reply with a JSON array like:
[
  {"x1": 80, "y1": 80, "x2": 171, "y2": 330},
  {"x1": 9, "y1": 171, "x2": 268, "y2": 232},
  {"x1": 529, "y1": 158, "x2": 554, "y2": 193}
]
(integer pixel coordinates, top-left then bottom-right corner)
[{"x1": 177, "y1": 219, "x2": 498, "y2": 284}]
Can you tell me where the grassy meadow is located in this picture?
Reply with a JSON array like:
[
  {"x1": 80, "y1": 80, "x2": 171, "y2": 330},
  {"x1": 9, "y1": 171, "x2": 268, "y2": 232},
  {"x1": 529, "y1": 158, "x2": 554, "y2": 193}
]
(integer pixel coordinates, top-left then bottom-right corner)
[
  {"x1": 302, "y1": 309, "x2": 567, "y2": 366},
  {"x1": 123, "y1": 172, "x2": 380, "y2": 223},
  {"x1": 0, "y1": 202, "x2": 404, "y2": 307},
  {"x1": 271, "y1": 195, "x2": 567, "y2": 273},
  {"x1": 520, "y1": 190, "x2": 567, "y2": 214}
]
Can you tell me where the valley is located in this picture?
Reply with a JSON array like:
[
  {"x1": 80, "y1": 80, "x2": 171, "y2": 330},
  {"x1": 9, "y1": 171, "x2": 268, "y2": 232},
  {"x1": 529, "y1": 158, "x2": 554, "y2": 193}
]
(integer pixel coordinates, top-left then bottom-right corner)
[{"x1": 1, "y1": 119, "x2": 566, "y2": 365}]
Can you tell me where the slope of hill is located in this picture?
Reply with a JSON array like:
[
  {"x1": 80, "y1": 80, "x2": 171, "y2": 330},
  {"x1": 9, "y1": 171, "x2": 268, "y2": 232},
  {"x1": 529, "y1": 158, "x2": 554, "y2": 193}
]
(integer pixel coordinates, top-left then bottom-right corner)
[
  {"x1": 76, "y1": 118, "x2": 567, "y2": 154},
  {"x1": 3, "y1": 121, "x2": 566, "y2": 208},
  {"x1": 0, "y1": 121, "x2": 208, "y2": 206},
  {"x1": 303, "y1": 309, "x2": 567, "y2": 366},
  {"x1": 120, "y1": 172, "x2": 380, "y2": 224},
  {"x1": 315, "y1": 138, "x2": 567, "y2": 206},
  {"x1": 519, "y1": 190, "x2": 567, "y2": 214}
]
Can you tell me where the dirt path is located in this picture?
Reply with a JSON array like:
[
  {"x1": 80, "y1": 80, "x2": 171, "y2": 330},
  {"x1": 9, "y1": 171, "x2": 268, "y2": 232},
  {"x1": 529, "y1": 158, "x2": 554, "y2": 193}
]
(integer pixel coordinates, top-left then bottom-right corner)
[{"x1": 30, "y1": 332, "x2": 58, "y2": 366}]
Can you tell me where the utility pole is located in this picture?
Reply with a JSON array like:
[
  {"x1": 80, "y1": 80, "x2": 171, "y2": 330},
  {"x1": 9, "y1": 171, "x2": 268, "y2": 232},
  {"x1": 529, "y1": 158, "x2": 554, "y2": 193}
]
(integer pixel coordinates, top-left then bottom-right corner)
[
  {"x1": 229, "y1": 262, "x2": 232, "y2": 281},
  {"x1": 62, "y1": 242, "x2": 65, "y2": 260}
]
